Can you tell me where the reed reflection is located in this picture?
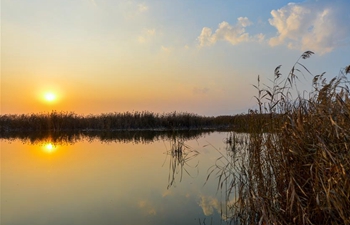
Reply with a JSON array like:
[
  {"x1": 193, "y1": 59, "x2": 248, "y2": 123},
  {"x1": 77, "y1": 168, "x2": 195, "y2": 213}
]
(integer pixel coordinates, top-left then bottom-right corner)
[
  {"x1": 165, "y1": 137, "x2": 199, "y2": 189},
  {"x1": 0, "y1": 130, "x2": 214, "y2": 145},
  {"x1": 205, "y1": 132, "x2": 250, "y2": 225}
]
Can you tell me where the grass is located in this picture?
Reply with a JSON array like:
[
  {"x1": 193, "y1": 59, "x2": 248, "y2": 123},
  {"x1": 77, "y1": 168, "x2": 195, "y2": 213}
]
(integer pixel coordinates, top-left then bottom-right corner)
[{"x1": 208, "y1": 51, "x2": 350, "y2": 225}]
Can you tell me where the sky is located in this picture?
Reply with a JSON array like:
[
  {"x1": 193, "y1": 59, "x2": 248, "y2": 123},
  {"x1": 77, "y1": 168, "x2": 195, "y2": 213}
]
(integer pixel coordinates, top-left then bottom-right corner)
[{"x1": 2, "y1": 0, "x2": 350, "y2": 116}]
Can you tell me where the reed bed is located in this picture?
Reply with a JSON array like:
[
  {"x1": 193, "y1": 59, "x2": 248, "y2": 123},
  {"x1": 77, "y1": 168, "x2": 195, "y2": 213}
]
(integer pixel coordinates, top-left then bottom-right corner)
[
  {"x1": 0, "y1": 111, "x2": 234, "y2": 132},
  {"x1": 210, "y1": 51, "x2": 350, "y2": 224}
]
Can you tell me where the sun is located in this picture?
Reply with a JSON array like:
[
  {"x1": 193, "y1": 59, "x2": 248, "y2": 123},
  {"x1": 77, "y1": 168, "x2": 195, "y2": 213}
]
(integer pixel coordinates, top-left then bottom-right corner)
[
  {"x1": 44, "y1": 92, "x2": 56, "y2": 102},
  {"x1": 46, "y1": 143, "x2": 54, "y2": 151}
]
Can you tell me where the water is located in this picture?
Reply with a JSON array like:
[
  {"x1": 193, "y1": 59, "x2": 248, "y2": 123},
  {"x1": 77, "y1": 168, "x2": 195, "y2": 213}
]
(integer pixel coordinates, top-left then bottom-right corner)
[{"x1": 1, "y1": 131, "x2": 234, "y2": 225}]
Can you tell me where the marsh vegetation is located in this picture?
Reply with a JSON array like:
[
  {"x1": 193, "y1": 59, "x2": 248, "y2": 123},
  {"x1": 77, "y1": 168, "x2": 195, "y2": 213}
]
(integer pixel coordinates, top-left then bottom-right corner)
[
  {"x1": 208, "y1": 52, "x2": 350, "y2": 224},
  {"x1": 0, "y1": 111, "x2": 235, "y2": 132}
]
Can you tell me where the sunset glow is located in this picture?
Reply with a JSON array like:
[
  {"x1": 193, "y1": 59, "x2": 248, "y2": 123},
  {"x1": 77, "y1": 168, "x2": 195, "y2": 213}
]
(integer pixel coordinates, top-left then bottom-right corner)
[
  {"x1": 2, "y1": 1, "x2": 349, "y2": 224},
  {"x1": 2, "y1": 0, "x2": 349, "y2": 115}
]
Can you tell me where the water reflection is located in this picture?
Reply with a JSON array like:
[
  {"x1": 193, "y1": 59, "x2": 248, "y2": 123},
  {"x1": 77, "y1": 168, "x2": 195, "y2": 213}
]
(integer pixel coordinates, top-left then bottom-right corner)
[
  {"x1": 1, "y1": 131, "x2": 241, "y2": 225},
  {"x1": 42, "y1": 142, "x2": 58, "y2": 154},
  {"x1": 205, "y1": 132, "x2": 250, "y2": 224},
  {"x1": 165, "y1": 138, "x2": 199, "y2": 189},
  {"x1": 0, "y1": 130, "x2": 214, "y2": 145}
]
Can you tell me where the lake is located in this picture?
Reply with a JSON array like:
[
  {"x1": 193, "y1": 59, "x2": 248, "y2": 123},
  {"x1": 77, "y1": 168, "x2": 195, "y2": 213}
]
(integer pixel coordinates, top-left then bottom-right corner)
[{"x1": 1, "y1": 131, "x2": 237, "y2": 225}]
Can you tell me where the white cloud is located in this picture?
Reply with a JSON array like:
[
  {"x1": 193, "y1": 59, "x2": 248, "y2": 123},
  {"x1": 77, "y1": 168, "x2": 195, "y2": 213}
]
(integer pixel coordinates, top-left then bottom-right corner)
[
  {"x1": 161, "y1": 45, "x2": 173, "y2": 53},
  {"x1": 238, "y1": 17, "x2": 252, "y2": 27},
  {"x1": 138, "y1": 28, "x2": 156, "y2": 43},
  {"x1": 146, "y1": 29, "x2": 155, "y2": 36},
  {"x1": 121, "y1": 1, "x2": 149, "y2": 19},
  {"x1": 268, "y1": 2, "x2": 350, "y2": 54},
  {"x1": 198, "y1": 27, "x2": 214, "y2": 47},
  {"x1": 197, "y1": 17, "x2": 262, "y2": 47},
  {"x1": 255, "y1": 33, "x2": 265, "y2": 43},
  {"x1": 138, "y1": 3, "x2": 149, "y2": 12}
]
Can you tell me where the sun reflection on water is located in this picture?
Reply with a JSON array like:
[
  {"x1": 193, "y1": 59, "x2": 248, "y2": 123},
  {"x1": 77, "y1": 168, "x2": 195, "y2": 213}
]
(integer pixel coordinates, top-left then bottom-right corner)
[{"x1": 42, "y1": 142, "x2": 58, "y2": 153}]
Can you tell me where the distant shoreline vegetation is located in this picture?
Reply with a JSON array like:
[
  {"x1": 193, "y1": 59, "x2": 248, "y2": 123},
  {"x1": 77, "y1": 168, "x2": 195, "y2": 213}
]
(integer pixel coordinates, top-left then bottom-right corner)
[{"x1": 0, "y1": 111, "x2": 237, "y2": 132}]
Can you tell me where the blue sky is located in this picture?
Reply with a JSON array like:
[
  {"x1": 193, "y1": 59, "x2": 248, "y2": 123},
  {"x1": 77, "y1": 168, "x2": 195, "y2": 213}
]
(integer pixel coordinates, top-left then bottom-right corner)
[{"x1": 2, "y1": 0, "x2": 350, "y2": 115}]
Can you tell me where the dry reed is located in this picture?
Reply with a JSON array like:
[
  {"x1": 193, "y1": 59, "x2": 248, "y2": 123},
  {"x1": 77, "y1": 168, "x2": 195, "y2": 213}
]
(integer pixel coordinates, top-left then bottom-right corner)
[{"x1": 209, "y1": 51, "x2": 350, "y2": 225}]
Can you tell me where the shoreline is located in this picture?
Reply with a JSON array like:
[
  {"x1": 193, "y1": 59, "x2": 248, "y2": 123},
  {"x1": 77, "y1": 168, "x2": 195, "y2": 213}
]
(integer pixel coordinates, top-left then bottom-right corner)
[{"x1": 0, "y1": 126, "x2": 234, "y2": 133}]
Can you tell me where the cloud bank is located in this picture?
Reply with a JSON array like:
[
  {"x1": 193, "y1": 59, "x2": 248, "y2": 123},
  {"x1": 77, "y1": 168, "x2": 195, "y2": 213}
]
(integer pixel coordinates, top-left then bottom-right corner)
[
  {"x1": 269, "y1": 2, "x2": 350, "y2": 54},
  {"x1": 197, "y1": 1, "x2": 349, "y2": 54},
  {"x1": 198, "y1": 17, "x2": 263, "y2": 47}
]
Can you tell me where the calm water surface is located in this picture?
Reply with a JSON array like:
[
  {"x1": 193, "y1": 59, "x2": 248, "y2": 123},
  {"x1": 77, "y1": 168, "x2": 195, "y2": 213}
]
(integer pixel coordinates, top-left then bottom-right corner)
[{"x1": 1, "y1": 131, "x2": 234, "y2": 225}]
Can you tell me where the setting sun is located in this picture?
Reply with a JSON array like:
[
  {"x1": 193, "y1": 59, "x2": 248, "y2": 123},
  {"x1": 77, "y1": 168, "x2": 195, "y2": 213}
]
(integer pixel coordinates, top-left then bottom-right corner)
[{"x1": 44, "y1": 92, "x2": 56, "y2": 102}]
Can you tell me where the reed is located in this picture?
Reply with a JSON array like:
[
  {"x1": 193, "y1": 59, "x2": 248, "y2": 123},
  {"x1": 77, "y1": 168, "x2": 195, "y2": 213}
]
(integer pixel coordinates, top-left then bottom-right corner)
[
  {"x1": 0, "y1": 111, "x2": 233, "y2": 132},
  {"x1": 209, "y1": 51, "x2": 350, "y2": 224}
]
